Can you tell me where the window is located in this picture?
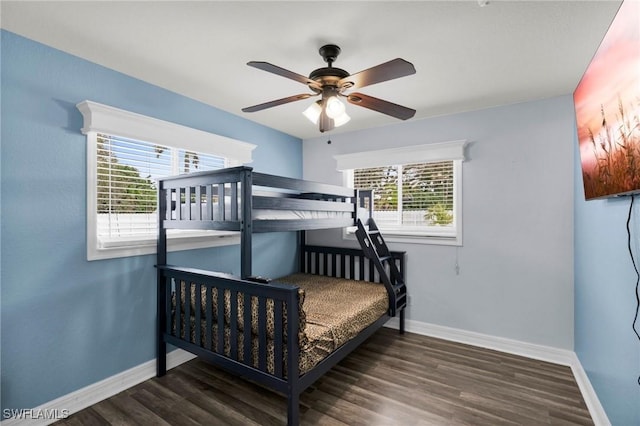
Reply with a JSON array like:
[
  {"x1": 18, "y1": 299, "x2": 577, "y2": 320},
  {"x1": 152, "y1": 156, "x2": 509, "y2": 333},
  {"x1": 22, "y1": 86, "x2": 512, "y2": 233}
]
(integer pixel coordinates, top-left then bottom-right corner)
[
  {"x1": 77, "y1": 101, "x2": 256, "y2": 260},
  {"x1": 95, "y1": 133, "x2": 228, "y2": 247},
  {"x1": 335, "y1": 141, "x2": 466, "y2": 245}
]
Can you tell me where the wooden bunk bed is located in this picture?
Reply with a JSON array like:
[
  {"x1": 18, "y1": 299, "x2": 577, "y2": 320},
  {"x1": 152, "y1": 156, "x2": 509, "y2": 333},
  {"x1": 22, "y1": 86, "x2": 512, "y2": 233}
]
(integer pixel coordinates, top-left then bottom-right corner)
[{"x1": 156, "y1": 166, "x2": 407, "y2": 425}]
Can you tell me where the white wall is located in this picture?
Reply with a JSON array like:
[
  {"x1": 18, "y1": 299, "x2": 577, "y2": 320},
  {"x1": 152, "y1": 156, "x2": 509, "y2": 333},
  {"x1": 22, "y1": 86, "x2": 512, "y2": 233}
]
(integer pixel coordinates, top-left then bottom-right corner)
[{"x1": 303, "y1": 96, "x2": 575, "y2": 350}]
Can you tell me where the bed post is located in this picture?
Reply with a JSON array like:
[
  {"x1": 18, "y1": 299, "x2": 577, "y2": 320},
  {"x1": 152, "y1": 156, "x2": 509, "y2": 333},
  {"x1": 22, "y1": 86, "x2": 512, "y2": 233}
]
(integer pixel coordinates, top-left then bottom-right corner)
[
  {"x1": 156, "y1": 181, "x2": 168, "y2": 377},
  {"x1": 398, "y1": 252, "x2": 406, "y2": 335},
  {"x1": 157, "y1": 273, "x2": 167, "y2": 376},
  {"x1": 287, "y1": 288, "x2": 300, "y2": 425},
  {"x1": 287, "y1": 393, "x2": 300, "y2": 426},
  {"x1": 240, "y1": 168, "x2": 253, "y2": 279}
]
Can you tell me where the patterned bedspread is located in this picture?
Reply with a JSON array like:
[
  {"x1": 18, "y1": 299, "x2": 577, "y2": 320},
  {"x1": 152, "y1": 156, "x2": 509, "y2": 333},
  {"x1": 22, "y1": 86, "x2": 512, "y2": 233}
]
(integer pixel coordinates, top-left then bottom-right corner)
[{"x1": 173, "y1": 273, "x2": 388, "y2": 376}]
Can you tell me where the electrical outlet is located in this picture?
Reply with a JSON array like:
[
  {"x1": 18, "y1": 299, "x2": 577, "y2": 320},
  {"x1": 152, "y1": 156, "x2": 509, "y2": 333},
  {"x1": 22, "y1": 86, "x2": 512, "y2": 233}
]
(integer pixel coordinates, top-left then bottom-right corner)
[{"x1": 407, "y1": 295, "x2": 412, "y2": 306}]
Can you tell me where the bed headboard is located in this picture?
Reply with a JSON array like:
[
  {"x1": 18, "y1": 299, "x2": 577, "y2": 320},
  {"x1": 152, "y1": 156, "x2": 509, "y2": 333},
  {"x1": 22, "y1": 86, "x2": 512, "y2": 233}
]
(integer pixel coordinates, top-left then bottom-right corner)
[{"x1": 301, "y1": 244, "x2": 405, "y2": 284}]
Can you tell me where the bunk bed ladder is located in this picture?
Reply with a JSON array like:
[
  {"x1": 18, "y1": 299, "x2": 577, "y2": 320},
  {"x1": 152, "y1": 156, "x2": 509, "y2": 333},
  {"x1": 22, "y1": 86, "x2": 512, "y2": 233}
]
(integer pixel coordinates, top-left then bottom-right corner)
[{"x1": 355, "y1": 218, "x2": 407, "y2": 318}]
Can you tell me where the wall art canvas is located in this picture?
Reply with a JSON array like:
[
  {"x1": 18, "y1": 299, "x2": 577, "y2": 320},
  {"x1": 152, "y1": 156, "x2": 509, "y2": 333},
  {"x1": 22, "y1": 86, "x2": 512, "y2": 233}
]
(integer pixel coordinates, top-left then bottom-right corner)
[{"x1": 574, "y1": 0, "x2": 640, "y2": 200}]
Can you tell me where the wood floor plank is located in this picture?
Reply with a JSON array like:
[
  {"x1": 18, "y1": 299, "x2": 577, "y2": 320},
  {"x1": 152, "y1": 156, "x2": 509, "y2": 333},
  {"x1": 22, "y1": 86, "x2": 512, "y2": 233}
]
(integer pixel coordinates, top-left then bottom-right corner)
[
  {"x1": 59, "y1": 407, "x2": 109, "y2": 426},
  {"x1": 55, "y1": 328, "x2": 593, "y2": 425},
  {"x1": 317, "y1": 373, "x2": 453, "y2": 425},
  {"x1": 187, "y1": 359, "x2": 292, "y2": 421},
  {"x1": 178, "y1": 364, "x2": 283, "y2": 426}
]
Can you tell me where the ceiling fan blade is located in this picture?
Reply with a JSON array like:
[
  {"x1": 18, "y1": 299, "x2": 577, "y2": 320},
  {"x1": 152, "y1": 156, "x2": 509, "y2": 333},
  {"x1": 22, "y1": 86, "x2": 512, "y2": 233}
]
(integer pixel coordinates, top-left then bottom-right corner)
[
  {"x1": 242, "y1": 93, "x2": 314, "y2": 113},
  {"x1": 247, "y1": 61, "x2": 322, "y2": 90},
  {"x1": 339, "y1": 58, "x2": 416, "y2": 91},
  {"x1": 346, "y1": 93, "x2": 416, "y2": 120}
]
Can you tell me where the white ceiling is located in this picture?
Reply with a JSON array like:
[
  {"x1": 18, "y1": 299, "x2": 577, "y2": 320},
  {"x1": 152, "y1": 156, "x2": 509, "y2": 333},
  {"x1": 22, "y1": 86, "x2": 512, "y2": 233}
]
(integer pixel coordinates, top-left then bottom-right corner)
[{"x1": 1, "y1": 0, "x2": 621, "y2": 139}]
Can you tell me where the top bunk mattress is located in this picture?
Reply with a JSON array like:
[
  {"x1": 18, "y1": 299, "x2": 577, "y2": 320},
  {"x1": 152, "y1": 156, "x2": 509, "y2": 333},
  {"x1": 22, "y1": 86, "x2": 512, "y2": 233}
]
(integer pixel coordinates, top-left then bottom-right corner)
[{"x1": 174, "y1": 199, "x2": 362, "y2": 220}]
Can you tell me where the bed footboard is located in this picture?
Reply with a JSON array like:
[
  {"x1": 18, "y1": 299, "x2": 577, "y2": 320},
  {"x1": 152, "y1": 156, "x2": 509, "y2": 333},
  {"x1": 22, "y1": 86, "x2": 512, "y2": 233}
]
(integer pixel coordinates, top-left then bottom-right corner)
[{"x1": 156, "y1": 265, "x2": 301, "y2": 394}]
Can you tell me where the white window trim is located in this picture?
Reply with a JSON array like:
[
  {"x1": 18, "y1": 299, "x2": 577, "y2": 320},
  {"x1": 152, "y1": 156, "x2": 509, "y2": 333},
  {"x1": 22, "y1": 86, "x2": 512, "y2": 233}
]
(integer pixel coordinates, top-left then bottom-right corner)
[
  {"x1": 335, "y1": 140, "x2": 467, "y2": 246},
  {"x1": 77, "y1": 101, "x2": 257, "y2": 261}
]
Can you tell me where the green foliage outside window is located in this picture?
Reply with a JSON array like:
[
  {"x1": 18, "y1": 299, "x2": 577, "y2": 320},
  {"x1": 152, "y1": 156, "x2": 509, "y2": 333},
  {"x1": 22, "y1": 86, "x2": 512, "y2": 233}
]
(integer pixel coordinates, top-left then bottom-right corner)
[
  {"x1": 96, "y1": 135, "x2": 157, "y2": 213},
  {"x1": 353, "y1": 161, "x2": 454, "y2": 226}
]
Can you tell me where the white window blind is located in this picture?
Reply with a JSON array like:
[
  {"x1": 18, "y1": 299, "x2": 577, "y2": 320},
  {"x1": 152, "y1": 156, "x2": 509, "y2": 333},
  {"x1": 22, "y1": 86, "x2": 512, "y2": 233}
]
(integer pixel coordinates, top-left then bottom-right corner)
[
  {"x1": 336, "y1": 140, "x2": 466, "y2": 245},
  {"x1": 77, "y1": 100, "x2": 256, "y2": 260},
  {"x1": 96, "y1": 134, "x2": 226, "y2": 244},
  {"x1": 353, "y1": 161, "x2": 456, "y2": 234}
]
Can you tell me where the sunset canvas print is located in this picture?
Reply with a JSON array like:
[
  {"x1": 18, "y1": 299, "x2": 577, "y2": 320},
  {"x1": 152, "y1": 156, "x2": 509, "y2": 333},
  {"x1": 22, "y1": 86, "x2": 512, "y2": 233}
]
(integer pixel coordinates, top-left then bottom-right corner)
[{"x1": 574, "y1": 0, "x2": 640, "y2": 200}]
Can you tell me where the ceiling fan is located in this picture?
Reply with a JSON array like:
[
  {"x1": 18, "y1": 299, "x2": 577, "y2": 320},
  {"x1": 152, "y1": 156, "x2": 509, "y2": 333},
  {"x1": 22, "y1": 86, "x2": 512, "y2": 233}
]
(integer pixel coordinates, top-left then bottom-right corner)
[{"x1": 242, "y1": 44, "x2": 417, "y2": 133}]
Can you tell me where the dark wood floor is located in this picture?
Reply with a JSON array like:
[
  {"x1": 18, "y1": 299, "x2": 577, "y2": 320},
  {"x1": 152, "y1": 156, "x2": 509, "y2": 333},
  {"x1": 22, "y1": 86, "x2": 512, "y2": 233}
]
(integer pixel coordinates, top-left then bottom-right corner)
[{"x1": 56, "y1": 328, "x2": 593, "y2": 425}]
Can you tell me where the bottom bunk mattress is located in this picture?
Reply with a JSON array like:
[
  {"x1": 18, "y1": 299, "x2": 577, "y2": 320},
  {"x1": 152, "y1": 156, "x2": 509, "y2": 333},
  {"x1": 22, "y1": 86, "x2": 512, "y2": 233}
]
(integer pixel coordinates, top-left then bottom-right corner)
[{"x1": 172, "y1": 273, "x2": 389, "y2": 376}]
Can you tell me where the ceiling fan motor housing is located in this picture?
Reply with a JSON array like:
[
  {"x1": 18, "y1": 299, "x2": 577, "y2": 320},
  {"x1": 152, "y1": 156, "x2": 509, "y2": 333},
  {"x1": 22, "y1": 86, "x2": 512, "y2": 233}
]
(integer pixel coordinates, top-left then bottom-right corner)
[
  {"x1": 308, "y1": 67, "x2": 350, "y2": 90},
  {"x1": 308, "y1": 45, "x2": 351, "y2": 92}
]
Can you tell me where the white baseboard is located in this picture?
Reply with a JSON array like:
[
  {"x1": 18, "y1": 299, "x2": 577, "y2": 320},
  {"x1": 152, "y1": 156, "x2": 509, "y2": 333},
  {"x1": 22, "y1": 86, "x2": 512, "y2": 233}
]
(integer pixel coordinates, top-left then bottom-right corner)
[
  {"x1": 385, "y1": 317, "x2": 575, "y2": 365},
  {"x1": 569, "y1": 352, "x2": 612, "y2": 426},
  {"x1": 385, "y1": 317, "x2": 610, "y2": 426},
  {"x1": 0, "y1": 349, "x2": 196, "y2": 426}
]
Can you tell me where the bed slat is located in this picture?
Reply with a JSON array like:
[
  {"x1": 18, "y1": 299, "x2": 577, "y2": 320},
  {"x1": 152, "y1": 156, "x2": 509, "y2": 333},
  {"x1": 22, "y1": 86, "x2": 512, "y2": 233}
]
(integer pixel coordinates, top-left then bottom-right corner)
[
  {"x1": 184, "y1": 281, "x2": 192, "y2": 343},
  {"x1": 177, "y1": 188, "x2": 184, "y2": 221},
  {"x1": 274, "y1": 301, "x2": 283, "y2": 379},
  {"x1": 231, "y1": 183, "x2": 238, "y2": 221},
  {"x1": 258, "y1": 298, "x2": 267, "y2": 372},
  {"x1": 216, "y1": 288, "x2": 225, "y2": 354},
  {"x1": 218, "y1": 184, "x2": 225, "y2": 221},
  {"x1": 206, "y1": 286, "x2": 213, "y2": 351},
  {"x1": 165, "y1": 278, "x2": 172, "y2": 335},
  {"x1": 230, "y1": 290, "x2": 238, "y2": 360},
  {"x1": 175, "y1": 281, "x2": 182, "y2": 339},
  {"x1": 166, "y1": 190, "x2": 172, "y2": 221},
  {"x1": 206, "y1": 185, "x2": 213, "y2": 220},
  {"x1": 243, "y1": 293, "x2": 252, "y2": 367},
  {"x1": 195, "y1": 186, "x2": 202, "y2": 221},
  {"x1": 194, "y1": 282, "x2": 202, "y2": 347}
]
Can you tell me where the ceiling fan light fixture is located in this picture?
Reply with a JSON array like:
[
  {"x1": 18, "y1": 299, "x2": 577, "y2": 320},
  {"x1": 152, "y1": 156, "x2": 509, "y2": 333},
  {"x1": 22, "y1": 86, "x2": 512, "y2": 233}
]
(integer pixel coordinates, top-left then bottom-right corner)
[
  {"x1": 303, "y1": 101, "x2": 322, "y2": 124},
  {"x1": 333, "y1": 111, "x2": 351, "y2": 127},
  {"x1": 325, "y1": 95, "x2": 346, "y2": 119},
  {"x1": 303, "y1": 99, "x2": 350, "y2": 129}
]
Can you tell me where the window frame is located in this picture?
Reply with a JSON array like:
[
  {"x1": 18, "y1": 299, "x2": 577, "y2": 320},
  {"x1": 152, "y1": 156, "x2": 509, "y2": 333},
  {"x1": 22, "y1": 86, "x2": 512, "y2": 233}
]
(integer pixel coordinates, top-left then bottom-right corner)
[
  {"x1": 334, "y1": 141, "x2": 467, "y2": 246},
  {"x1": 77, "y1": 101, "x2": 256, "y2": 261}
]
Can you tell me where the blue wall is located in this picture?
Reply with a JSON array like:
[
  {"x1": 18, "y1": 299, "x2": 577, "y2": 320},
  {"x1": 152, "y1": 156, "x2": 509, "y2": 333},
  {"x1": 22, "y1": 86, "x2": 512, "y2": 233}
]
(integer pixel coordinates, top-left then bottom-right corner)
[
  {"x1": 574, "y1": 132, "x2": 640, "y2": 423},
  {"x1": 0, "y1": 30, "x2": 302, "y2": 414}
]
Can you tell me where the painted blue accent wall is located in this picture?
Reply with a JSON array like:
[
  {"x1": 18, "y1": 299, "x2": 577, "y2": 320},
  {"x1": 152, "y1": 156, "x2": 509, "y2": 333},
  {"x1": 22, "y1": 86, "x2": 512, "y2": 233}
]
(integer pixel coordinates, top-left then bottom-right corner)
[
  {"x1": 0, "y1": 30, "x2": 302, "y2": 414},
  {"x1": 574, "y1": 130, "x2": 640, "y2": 424}
]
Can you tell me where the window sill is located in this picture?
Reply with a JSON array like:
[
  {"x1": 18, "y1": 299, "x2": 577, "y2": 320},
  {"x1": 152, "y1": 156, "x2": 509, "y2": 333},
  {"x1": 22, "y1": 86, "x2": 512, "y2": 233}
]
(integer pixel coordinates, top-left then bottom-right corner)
[
  {"x1": 343, "y1": 227, "x2": 461, "y2": 246},
  {"x1": 87, "y1": 231, "x2": 240, "y2": 261}
]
